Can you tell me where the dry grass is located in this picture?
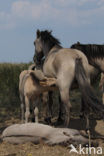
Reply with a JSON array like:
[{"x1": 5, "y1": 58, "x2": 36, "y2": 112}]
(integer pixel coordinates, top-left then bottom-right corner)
[
  {"x1": 0, "y1": 103, "x2": 104, "y2": 156},
  {"x1": 0, "y1": 63, "x2": 104, "y2": 156}
]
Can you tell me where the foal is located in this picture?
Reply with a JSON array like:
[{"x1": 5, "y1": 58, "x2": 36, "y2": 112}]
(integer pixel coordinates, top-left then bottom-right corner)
[
  {"x1": 28, "y1": 63, "x2": 54, "y2": 124},
  {"x1": 19, "y1": 69, "x2": 56, "y2": 123}
]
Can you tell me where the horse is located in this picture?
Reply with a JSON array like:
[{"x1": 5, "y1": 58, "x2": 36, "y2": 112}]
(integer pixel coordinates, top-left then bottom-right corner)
[
  {"x1": 99, "y1": 73, "x2": 104, "y2": 104},
  {"x1": 71, "y1": 42, "x2": 104, "y2": 72},
  {"x1": 2, "y1": 123, "x2": 98, "y2": 146},
  {"x1": 19, "y1": 68, "x2": 56, "y2": 123},
  {"x1": 34, "y1": 29, "x2": 104, "y2": 129},
  {"x1": 71, "y1": 42, "x2": 104, "y2": 107},
  {"x1": 28, "y1": 63, "x2": 54, "y2": 124}
]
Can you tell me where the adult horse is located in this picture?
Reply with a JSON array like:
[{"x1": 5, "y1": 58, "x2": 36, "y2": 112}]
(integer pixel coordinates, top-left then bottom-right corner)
[
  {"x1": 71, "y1": 42, "x2": 104, "y2": 107},
  {"x1": 71, "y1": 42, "x2": 104, "y2": 72},
  {"x1": 34, "y1": 30, "x2": 104, "y2": 128}
]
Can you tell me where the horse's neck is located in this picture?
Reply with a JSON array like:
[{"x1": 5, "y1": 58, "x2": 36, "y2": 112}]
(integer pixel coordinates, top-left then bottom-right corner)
[
  {"x1": 43, "y1": 46, "x2": 60, "y2": 66},
  {"x1": 89, "y1": 58, "x2": 104, "y2": 73},
  {"x1": 35, "y1": 64, "x2": 43, "y2": 70},
  {"x1": 43, "y1": 46, "x2": 61, "y2": 77},
  {"x1": 46, "y1": 45, "x2": 62, "y2": 58}
]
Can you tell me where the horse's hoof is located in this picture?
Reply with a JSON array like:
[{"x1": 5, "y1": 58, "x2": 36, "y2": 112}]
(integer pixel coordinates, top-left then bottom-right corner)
[
  {"x1": 63, "y1": 120, "x2": 70, "y2": 128},
  {"x1": 85, "y1": 128, "x2": 91, "y2": 134},
  {"x1": 44, "y1": 117, "x2": 51, "y2": 125},
  {"x1": 79, "y1": 112, "x2": 85, "y2": 119},
  {"x1": 54, "y1": 118, "x2": 64, "y2": 126},
  {"x1": 32, "y1": 118, "x2": 35, "y2": 122}
]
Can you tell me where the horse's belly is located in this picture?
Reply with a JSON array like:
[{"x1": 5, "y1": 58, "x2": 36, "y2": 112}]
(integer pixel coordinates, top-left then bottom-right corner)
[
  {"x1": 43, "y1": 67, "x2": 55, "y2": 77},
  {"x1": 94, "y1": 58, "x2": 104, "y2": 72}
]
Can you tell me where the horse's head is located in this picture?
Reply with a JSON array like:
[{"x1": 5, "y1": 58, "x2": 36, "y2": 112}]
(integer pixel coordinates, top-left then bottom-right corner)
[
  {"x1": 34, "y1": 29, "x2": 44, "y2": 63},
  {"x1": 34, "y1": 29, "x2": 61, "y2": 64},
  {"x1": 71, "y1": 41, "x2": 81, "y2": 49}
]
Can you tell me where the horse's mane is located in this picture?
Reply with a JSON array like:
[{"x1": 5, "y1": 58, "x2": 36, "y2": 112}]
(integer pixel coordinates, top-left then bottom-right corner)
[
  {"x1": 71, "y1": 42, "x2": 104, "y2": 59},
  {"x1": 37, "y1": 30, "x2": 61, "y2": 49}
]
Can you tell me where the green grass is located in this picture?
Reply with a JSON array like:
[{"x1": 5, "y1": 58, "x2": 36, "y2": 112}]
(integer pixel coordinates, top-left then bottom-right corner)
[{"x1": 0, "y1": 62, "x2": 101, "y2": 117}]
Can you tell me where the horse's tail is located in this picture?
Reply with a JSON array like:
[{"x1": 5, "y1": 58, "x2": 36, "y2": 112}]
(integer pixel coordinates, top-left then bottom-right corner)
[{"x1": 75, "y1": 58, "x2": 104, "y2": 117}]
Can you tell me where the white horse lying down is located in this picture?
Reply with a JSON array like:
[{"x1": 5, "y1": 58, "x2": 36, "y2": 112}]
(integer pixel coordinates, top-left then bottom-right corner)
[
  {"x1": 1, "y1": 123, "x2": 96, "y2": 146},
  {"x1": 1, "y1": 108, "x2": 97, "y2": 146}
]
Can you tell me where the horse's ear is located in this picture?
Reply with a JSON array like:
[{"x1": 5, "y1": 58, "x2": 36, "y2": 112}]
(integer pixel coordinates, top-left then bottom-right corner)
[
  {"x1": 36, "y1": 29, "x2": 40, "y2": 38},
  {"x1": 49, "y1": 30, "x2": 52, "y2": 34},
  {"x1": 77, "y1": 41, "x2": 80, "y2": 45}
]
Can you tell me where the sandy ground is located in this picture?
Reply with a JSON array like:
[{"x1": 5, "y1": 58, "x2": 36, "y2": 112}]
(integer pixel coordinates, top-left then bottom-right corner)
[
  {"x1": 0, "y1": 112, "x2": 104, "y2": 156},
  {"x1": 0, "y1": 91, "x2": 104, "y2": 156}
]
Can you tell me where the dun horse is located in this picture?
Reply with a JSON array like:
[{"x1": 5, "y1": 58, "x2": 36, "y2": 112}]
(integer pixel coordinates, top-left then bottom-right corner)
[
  {"x1": 19, "y1": 68, "x2": 56, "y2": 123},
  {"x1": 71, "y1": 42, "x2": 104, "y2": 108},
  {"x1": 34, "y1": 30, "x2": 104, "y2": 128},
  {"x1": 71, "y1": 42, "x2": 104, "y2": 72},
  {"x1": 28, "y1": 63, "x2": 54, "y2": 124}
]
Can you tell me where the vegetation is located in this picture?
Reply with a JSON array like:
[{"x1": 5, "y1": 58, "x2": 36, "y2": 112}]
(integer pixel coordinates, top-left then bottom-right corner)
[
  {"x1": 0, "y1": 62, "x2": 101, "y2": 115},
  {"x1": 0, "y1": 63, "x2": 104, "y2": 156},
  {"x1": 0, "y1": 63, "x2": 32, "y2": 114}
]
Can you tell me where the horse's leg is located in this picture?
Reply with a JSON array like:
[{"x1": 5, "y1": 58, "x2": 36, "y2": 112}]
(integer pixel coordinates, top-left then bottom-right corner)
[
  {"x1": 59, "y1": 88, "x2": 72, "y2": 127},
  {"x1": 102, "y1": 85, "x2": 104, "y2": 105},
  {"x1": 56, "y1": 71, "x2": 74, "y2": 127},
  {"x1": 84, "y1": 113, "x2": 90, "y2": 136},
  {"x1": 42, "y1": 92, "x2": 52, "y2": 124},
  {"x1": 25, "y1": 95, "x2": 30, "y2": 123},
  {"x1": 102, "y1": 74, "x2": 104, "y2": 105},
  {"x1": 80, "y1": 98, "x2": 85, "y2": 118},
  {"x1": 34, "y1": 107, "x2": 39, "y2": 123},
  {"x1": 47, "y1": 91, "x2": 53, "y2": 123},
  {"x1": 21, "y1": 102, "x2": 24, "y2": 123},
  {"x1": 57, "y1": 95, "x2": 65, "y2": 124},
  {"x1": 99, "y1": 73, "x2": 104, "y2": 105},
  {"x1": 42, "y1": 92, "x2": 48, "y2": 121},
  {"x1": 32, "y1": 96, "x2": 40, "y2": 122},
  {"x1": 20, "y1": 94, "x2": 25, "y2": 123}
]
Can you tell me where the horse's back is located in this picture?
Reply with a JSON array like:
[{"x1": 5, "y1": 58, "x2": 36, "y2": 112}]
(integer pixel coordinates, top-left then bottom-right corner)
[
  {"x1": 19, "y1": 70, "x2": 28, "y2": 93},
  {"x1": 51, "y1": 48, "x2": 88, "y2": 71},
  {"x1": 43, "y1": 48, "x2": 89, "y2": 78},
  {"x1": 19, "y1": 70, "x2": 36, "y2": 97},
  {"x1": 55, "y1": 48, "x2": 88, "y2": 62}
]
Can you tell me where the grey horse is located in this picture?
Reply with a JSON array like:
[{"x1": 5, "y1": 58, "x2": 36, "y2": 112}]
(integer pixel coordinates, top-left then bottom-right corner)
[{"x1": 34, "y1": 30, "x2": 104, "y2": 128}]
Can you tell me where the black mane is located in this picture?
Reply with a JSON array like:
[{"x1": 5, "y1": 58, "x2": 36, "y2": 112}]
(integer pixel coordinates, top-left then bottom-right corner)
[
  {"x1": 38, "y1": 30, "x2": 61, "y2": 49},
  {"x1": 71, "y1": 42, "x2": 104, "y2": 59}
]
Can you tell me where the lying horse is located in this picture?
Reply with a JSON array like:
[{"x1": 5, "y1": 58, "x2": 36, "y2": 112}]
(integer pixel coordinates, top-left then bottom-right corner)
[
  {"x1": 2, "y1": 122, "x2": 97, "y2": 146},
  {"x1": 19, "y1": 69, "x2": 56, "y2": 123},
  {"x1": 34, "y1": 30, "x2": 104, "y2": 129},
  {"x1": 2, "y1": 108, "x2": 97, "y2": 146}
]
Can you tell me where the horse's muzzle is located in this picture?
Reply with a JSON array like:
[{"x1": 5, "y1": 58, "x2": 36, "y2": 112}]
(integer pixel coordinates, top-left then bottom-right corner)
[{"x1": 33, "y1": 52, "x2": 44, "y2": 65}]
